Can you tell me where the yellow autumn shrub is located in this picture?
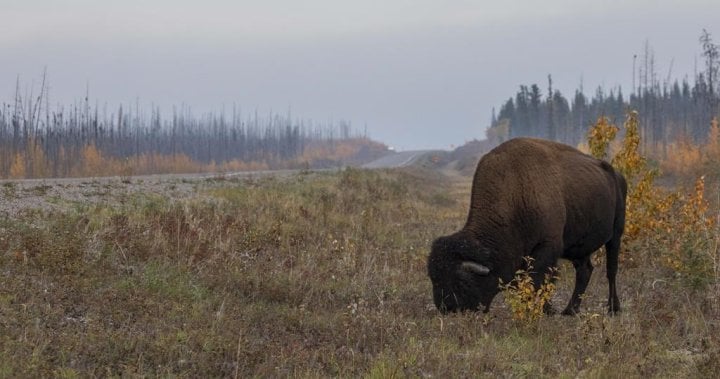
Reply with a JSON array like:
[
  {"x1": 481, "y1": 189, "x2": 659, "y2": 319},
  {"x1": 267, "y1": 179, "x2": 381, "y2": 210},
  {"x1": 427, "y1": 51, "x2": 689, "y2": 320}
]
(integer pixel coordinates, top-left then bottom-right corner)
[
  {"x1": 500, "y1": 257, "x2": 557, "y2": 323},
  {"x1": 588, "y1": 111, "x2": 718, "y2": 288}
]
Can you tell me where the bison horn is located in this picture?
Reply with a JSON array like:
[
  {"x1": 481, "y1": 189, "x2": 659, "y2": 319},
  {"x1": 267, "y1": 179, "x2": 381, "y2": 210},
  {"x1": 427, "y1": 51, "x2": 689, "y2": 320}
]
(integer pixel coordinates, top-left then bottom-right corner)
[{"x1": 461, "y1": 261, "x2": 490, "y2": 276}]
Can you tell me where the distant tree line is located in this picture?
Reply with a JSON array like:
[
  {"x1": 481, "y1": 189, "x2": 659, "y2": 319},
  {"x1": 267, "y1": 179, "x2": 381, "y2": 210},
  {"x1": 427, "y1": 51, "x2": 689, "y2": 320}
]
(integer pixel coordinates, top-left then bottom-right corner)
[
  {"x1": 488, "y1": 30, "x2": 720, "y2": 152},
  {"x1": 0, "y1": 74, "x2": 374, "y2": 177}
]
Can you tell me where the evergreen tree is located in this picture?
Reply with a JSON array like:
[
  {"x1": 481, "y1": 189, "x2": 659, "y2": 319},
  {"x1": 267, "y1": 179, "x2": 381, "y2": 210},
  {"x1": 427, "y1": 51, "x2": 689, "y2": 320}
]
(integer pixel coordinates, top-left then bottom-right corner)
[{"x1": 486, "y1": 30, "x2": 720, "y2": 153}]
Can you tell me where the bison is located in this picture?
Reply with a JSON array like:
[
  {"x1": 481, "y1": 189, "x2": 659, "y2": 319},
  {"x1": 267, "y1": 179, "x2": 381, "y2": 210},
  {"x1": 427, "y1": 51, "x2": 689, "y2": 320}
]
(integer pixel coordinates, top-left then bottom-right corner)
[{"x1": 427, "y1": 137, "x2": 627, "y2": 315}]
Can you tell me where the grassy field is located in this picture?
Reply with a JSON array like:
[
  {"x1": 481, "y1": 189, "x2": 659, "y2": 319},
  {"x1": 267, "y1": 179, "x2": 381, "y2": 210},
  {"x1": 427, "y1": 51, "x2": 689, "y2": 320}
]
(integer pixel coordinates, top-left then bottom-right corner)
[{"x1": 0, "y1": 167, "x2": 718, "y2": 377}]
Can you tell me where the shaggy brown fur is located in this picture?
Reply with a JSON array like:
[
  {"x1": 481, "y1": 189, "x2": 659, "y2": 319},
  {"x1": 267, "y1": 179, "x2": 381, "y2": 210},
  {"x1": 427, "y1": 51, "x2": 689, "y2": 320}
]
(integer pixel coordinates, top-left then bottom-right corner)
[{"x1": 427, "y1": 138, "x2": 627, "y2": 315}]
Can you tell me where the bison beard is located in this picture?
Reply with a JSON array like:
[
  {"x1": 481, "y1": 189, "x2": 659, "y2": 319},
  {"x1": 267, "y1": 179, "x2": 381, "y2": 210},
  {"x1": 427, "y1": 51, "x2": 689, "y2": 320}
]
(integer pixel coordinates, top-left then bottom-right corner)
[{"x1": 427, "y1": 138, "x2": 627, "y2": 315}]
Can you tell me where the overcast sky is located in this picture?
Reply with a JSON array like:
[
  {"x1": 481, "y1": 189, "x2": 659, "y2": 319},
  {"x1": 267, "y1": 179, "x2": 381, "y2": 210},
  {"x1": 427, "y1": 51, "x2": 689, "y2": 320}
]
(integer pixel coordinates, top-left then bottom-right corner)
[{"x1": 2, "y1": 1, "x2": 719, "y2": 150}]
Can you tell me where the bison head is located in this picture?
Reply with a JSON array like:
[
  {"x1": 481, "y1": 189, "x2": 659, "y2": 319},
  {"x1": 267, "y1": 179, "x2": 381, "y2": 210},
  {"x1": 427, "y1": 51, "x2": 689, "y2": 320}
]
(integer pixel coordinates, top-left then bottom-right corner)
[{"x1": 427, "y1": 234, "x2": 499, "y2": 313}]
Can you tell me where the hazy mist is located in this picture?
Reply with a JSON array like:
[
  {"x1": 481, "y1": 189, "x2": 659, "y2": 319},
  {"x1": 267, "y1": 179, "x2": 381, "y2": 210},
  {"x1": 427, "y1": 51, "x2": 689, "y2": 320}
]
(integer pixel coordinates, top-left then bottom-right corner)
[{"x1": 2, "y1": 1, "x2": 719, "y2": 150}]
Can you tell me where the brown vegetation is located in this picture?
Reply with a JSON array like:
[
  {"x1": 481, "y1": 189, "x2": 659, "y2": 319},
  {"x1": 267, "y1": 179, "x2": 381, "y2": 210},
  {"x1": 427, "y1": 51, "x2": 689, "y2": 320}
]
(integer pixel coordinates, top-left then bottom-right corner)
[
  {"x1": 2, "y1": 137, "x2": 386, "y2": 179},
  {"x1": 0, "y1": 140, "x2": 719, "y2": 376}
]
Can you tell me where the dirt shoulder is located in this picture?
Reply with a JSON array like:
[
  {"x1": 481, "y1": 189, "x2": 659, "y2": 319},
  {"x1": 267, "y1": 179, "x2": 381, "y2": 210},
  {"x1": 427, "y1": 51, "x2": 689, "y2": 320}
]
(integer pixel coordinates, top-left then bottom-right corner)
[{"x1": 0, "y1": 170, "x2": 291, "y2": 219}]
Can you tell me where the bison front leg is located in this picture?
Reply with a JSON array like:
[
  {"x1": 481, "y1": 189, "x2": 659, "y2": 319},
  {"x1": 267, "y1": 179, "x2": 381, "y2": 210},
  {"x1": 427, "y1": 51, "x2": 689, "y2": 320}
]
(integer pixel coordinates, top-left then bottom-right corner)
[
  {"x1": 528, "y1": 242, "x2": 562, "y2": 315},
  {"x1": 562, "y1": 257, "x2": 593, "y2": 315}
]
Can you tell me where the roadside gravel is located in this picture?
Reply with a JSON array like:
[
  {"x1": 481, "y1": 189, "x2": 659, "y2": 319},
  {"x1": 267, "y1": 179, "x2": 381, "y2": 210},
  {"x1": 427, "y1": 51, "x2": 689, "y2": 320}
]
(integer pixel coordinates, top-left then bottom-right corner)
[{"x1": 0, "y1": 170, "x2": 304, "y2": 219}]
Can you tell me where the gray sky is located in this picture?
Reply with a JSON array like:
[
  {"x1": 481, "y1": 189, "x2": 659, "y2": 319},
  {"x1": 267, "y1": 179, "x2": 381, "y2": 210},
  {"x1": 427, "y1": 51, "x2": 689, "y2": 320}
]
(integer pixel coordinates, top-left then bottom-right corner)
[{"x1": 2, "y1": 1, "x2": 719, "y2": 150}]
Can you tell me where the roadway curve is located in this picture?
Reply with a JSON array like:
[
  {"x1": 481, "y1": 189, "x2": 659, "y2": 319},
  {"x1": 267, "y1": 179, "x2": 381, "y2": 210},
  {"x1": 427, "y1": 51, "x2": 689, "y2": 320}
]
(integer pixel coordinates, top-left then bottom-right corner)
[{"x1": 361, "y1": 150, "x2": 441, "y2": 169}]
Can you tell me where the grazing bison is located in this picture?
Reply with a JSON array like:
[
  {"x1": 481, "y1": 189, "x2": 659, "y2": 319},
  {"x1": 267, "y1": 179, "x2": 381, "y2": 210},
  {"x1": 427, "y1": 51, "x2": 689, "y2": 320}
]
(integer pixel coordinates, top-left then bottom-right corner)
[{"x1": 427, "y1": 138, "x2": 627, "y2": 315}]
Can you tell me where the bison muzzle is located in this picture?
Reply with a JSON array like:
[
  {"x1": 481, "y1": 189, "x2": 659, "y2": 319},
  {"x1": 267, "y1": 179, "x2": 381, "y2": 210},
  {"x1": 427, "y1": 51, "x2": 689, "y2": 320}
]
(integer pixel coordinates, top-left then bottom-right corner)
[{"x1": 427, "y1": 138, "x2": 627, "y2": 315}]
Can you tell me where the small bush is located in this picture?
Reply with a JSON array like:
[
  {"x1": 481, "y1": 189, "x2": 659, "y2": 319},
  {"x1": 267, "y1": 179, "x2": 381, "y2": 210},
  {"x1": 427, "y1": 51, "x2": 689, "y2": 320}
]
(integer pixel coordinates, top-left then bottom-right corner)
[
  {"x1": 499, "y1": 257, "x2": 557, "y2": 323},
  {"x1": 587, "y1": 116, "x2": 618, "y2": 160}
]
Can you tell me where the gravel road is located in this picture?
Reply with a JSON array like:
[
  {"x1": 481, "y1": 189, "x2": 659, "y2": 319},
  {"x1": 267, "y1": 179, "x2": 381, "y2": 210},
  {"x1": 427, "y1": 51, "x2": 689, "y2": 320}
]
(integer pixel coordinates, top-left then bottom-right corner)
[
  {"x1": 361, "y1": 150, "x2": 440, "y2": 169},
  {"x1": 0, "y1": 151, "x2": 440, "y2": 218}
]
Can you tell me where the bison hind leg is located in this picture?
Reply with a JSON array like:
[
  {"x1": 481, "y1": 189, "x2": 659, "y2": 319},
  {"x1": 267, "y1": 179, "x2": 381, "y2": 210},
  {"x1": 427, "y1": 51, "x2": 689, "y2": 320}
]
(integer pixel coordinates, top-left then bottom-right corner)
[
  {"x1": 562, "y1": 257, "x2": 593, "y2": 316},
  {"x1": 605, "y1": 236, "x2": 622, "y2": 315}
]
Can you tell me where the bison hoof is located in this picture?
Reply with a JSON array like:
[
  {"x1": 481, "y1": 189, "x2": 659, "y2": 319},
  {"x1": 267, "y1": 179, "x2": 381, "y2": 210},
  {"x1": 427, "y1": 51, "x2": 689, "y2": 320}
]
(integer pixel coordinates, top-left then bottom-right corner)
[{"x1": 607, "y1": 299, "x2": 621, "y2": 315}]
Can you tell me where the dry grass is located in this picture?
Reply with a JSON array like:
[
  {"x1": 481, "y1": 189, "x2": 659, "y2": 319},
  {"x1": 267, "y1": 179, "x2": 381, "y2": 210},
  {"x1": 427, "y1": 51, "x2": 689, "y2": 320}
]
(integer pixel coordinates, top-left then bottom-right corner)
[{"x1": 0, "y1": 167, "x2": 718, "y2": 377}]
